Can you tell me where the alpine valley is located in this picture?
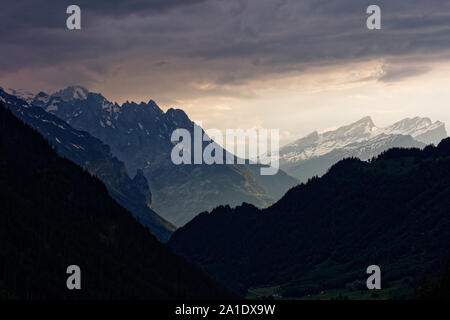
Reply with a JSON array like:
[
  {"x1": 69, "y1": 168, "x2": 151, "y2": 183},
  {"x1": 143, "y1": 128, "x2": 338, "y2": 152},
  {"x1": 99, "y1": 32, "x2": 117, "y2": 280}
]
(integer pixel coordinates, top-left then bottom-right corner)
[{"x1": 1, "y1": 84, "x2": 449, "y2": 300}]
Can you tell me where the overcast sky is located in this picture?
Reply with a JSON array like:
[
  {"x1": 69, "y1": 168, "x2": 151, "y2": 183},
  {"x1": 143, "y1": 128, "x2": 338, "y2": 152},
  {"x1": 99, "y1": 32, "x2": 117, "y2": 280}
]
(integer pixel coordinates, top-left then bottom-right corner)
[{"x1": 1, "y1": 0, "x2": 450, "y2": 145}]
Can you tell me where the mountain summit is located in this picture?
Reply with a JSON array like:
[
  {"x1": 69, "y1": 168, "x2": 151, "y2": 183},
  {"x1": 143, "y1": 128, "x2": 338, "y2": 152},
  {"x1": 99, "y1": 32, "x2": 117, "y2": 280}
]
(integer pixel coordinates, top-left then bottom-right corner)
[
  {"x1": 382, "y1": 117, "x2": 446, "y2": 144},
  {"x1": 53, "y1": 86, "x2": 89, "y2": 101}
]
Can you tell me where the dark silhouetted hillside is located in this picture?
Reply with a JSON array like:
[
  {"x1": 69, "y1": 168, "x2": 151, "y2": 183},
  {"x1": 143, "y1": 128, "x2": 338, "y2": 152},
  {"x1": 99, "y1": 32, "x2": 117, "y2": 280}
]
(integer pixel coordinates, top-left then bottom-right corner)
[
  {"x1": 0, "y1": 103, "x2": 229, "y2": 299},
  {"x1": 170, "y1": 139, "x2": 450, "y2": 297}
]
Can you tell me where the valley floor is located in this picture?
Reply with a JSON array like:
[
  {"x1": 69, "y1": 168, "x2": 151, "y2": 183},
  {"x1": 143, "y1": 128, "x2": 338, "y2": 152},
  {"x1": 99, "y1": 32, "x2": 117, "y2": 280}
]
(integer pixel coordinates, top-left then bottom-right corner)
[{"x1": 247, "y1": 280, "x2": 414, "y2": 300}]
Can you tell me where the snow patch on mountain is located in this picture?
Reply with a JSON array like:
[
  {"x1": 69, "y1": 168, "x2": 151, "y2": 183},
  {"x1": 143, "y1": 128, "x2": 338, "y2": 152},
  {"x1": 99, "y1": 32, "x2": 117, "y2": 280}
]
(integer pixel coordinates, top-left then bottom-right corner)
[
  {"x1": 45, "y1": 104, "x2": 59, "y2": 112},
  {"x1": 53, "y1": 86, "x2": 89, "y2": 101},
  {"x1": 380, "y1": 117, "x2": 447, "y2": 145}
]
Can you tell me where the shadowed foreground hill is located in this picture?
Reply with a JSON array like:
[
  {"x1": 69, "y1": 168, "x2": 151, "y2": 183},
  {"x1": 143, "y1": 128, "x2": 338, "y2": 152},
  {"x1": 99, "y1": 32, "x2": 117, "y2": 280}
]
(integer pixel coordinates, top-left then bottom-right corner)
[
  {"x1": 170, "y1": 139, "x2": 450, "y2": 297},
  {"x1": 0, "y1": 103, "x2": 229, "y2": 299}
]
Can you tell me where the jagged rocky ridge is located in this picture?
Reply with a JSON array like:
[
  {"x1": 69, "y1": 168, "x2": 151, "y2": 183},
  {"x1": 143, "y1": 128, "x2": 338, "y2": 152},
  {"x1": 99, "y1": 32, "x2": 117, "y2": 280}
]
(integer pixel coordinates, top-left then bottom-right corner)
[{"x1": 30, "y1": 86, "x2": 298, "y2": 226}]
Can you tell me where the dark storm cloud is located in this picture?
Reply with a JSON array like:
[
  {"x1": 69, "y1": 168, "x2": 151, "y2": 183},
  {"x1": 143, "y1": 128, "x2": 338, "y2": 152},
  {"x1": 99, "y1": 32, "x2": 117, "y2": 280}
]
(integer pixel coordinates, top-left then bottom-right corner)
[
  {"x1": 379, "y1": 65, "x2": 432, "y2": 83},
  {"x1": 1, "y1": 0, "x2": 206, "y2": 38},
  {"x1": 1, "y1": 0, "x2": 450, "y2": 91}
]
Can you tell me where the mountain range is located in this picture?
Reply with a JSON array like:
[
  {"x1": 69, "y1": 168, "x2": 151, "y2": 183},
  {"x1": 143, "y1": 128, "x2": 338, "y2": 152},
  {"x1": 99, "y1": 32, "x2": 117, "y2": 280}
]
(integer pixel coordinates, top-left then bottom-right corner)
[
  {"x1": 0, "y1": 102, "x2": 230, "y2": 299},
  {"x1": 20, "y1": 86, "x2": 298, "y2": 226},
  {"x1": 279, "y1": 116, "x2": 447, "y2": 181},
  {"x1": 2, "y1": 84, "x2": 449, "y2": 300},
  {"x1": 0, "y1": 88, "x2": 175, "y2": 242},
  {"x1": 170, "y1": 139, "x2": 450, "y2": 297}
]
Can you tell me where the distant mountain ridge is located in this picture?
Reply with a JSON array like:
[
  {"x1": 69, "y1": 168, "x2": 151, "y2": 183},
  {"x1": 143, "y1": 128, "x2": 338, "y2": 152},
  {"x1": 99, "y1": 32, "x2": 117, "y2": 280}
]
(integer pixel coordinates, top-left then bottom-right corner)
[
  {"x1": 0, "y1": 87, "x2": 175, "y2": 242},
  {"x1": 279, "y1": 116, "x2": 447, "y2": 181},
  {"x1": 29, "y1": 86, "x2": 298, "y2": 226}
]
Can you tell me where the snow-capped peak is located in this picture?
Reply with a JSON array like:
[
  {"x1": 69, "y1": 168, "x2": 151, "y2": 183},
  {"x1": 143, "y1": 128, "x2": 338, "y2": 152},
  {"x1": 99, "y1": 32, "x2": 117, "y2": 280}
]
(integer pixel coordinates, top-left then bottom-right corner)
[
  {"x1": 322, "y1": 116, "x2": 375, "y2": 140},
  {"x1": 53, "y1": 86, "x2": 89, "y2": 101},
  {"x1": 382, "y1": 117, "x2": 439, "y2": 137}
]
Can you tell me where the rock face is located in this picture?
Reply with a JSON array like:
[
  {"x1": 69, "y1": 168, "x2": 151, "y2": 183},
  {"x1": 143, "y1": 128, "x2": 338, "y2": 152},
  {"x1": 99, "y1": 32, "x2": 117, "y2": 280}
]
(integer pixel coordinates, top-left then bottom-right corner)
[
  {"x1": 279, "y1": 116, "x2": 447, "y2": 181},
  {"x1": 132, "y1": 169, "x2": 153, "y2": 209},
  {"x1": 32, "y1": 86, "x2": 298, "y2": 226},
  {"x1": 0, "y1": 87, "x2": 175, "y2": 242}
]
